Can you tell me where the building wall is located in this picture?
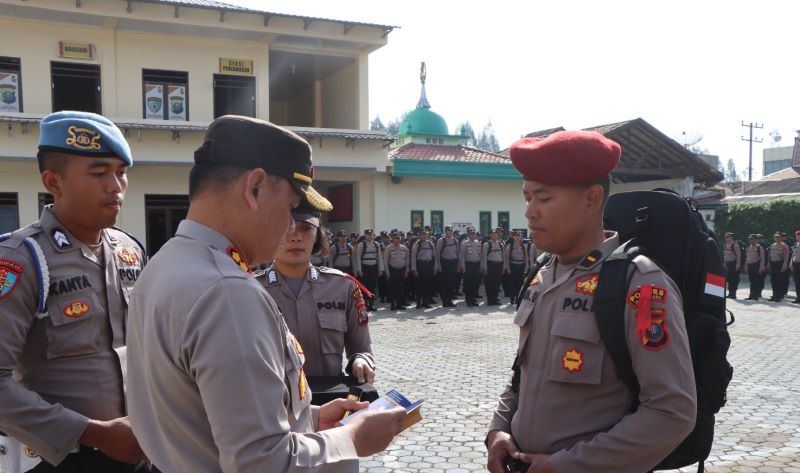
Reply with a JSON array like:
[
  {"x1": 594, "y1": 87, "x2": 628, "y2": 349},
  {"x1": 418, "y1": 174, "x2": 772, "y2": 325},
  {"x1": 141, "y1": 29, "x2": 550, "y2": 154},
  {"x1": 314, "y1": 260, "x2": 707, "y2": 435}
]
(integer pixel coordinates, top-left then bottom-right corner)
[
  {"x1": 763, "y1": 146, "x2": 793, "y2": 176},
  {"x1": 383, "y1": 176, "x2": 527, "y2": 232}
]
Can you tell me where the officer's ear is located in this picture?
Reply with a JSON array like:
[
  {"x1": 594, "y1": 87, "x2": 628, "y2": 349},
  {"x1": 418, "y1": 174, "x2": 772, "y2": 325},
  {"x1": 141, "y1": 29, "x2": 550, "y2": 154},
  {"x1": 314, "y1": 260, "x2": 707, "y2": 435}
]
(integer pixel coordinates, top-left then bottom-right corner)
[
  {"x1": 243, "y1": 168, "x2": 268, "y2": 210},
  {"x1": 583, "y1": 182, "x2": 606, "y2": 216},
  {"x1": 39, "y1": 152, "x2": 70, "y2": 199}
]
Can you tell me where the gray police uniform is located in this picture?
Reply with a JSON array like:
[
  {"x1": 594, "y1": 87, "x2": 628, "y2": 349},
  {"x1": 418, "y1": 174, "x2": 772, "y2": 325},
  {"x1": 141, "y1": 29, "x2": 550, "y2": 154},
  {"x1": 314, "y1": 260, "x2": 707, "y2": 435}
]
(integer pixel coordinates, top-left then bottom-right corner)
[
  {"x1": 383, "y1": 244, "x2": 409, "y2": 309},
  {"x1": 0, "y1": 206, "x2": 145, "y2": 467},
  {"x1": 459, "y1": 239, "x2": 482, "y2": 306},
  {"x1": 331, "y1": 242, "x2": 355, "y2": 275},
  {"x1": 489, "y1": 233, "x2": 696, "y2": 472},
  {"x1": 258, "y1": 265, "x2": 374, "y2": 378},
  {"x1": 411, "y1": 239, "x2": 436, "y2": 306},
  {"x1": 435, "y1": 237, "x2": 459, "y2": 305},
  {"x1": 126, "y1": 220, "x2": 357, "y2": 473},
  {"x1": 746, "y1": 243, "x2": 766, "y2": 299},
  {"x1": 768, "y1": 241, "x2": 790, "y2": 301},
  {"x1": 504, "y1": 241, "x2": 529, "y2": 302},
  {"x1": 723, "y1": 242, "x2": 741, "y2": 298},
  {"x1": 792, "y1": 242, "x2": 800, "y2": 303},
  {"x1": 481, "y1": 240, "x2": 505, "y2": 305},
  {"x1": 354, "y1": 241, "x2": 383, "y2": 308}
]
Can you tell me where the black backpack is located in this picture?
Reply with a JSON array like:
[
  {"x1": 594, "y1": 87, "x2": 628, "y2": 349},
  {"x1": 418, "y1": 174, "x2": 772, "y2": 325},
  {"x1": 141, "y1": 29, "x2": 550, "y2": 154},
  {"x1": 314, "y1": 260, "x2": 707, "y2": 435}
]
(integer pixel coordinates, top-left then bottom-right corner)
[{"x1": 515, "y1": 189, "x2": 733, "y2": 473}]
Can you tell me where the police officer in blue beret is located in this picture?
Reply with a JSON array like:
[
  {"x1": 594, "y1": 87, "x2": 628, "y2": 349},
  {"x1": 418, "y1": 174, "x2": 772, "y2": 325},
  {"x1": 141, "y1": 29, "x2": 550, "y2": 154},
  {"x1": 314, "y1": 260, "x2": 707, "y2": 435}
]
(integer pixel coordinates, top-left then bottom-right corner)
[{"x1": 0, "y1": 111, "x2": 151, "y2": 473}]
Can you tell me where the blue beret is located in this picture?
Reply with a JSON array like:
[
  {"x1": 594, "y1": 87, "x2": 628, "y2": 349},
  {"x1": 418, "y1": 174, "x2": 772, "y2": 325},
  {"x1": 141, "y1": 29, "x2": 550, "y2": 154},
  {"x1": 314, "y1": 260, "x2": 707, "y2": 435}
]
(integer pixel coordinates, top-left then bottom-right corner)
[{"x1": 38, "y1": 111, "x2": 133, "y2": 166}]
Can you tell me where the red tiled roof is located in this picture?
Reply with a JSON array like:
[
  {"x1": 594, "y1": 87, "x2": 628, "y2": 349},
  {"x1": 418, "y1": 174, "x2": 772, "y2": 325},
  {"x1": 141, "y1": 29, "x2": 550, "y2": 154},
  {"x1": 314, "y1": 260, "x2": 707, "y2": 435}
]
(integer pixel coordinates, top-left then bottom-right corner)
[{"x1": 389, "y1": 143, "x2": 511, "y2": 164}]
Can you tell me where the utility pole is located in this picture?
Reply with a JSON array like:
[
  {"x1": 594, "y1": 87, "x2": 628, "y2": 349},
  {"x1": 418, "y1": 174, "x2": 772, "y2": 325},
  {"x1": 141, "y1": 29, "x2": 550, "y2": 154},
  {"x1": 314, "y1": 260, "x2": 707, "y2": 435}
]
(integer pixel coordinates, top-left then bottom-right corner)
[{"x1": 741, "y1": 121, "x2": 763, "y2": 181}]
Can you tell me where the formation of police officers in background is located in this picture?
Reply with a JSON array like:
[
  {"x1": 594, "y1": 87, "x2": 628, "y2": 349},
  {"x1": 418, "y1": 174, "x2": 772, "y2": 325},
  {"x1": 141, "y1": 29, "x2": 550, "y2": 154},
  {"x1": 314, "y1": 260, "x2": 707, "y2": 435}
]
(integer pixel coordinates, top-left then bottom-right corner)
[
  {"x1": 308, "y1": 225, "x2": 536, "y2": 311},
  {"x1": 723, "y1": 230, "x2": 800, "y2": 303}
]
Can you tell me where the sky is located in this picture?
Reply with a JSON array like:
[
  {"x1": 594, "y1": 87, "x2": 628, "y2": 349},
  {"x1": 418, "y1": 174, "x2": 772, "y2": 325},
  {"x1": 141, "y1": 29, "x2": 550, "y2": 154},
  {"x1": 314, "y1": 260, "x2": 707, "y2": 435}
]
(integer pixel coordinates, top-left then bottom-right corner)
[{"x1": 230, "y1": 0, "x2": 798, "y2": 180}]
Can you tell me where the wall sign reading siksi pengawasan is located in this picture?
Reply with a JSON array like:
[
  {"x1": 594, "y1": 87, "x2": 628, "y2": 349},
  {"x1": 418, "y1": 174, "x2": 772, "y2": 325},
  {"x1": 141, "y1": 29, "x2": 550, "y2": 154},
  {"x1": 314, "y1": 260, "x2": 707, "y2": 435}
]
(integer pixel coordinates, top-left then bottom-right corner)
[{"x1": 219, "y1": 58, "x2": 253, "y2": 76}]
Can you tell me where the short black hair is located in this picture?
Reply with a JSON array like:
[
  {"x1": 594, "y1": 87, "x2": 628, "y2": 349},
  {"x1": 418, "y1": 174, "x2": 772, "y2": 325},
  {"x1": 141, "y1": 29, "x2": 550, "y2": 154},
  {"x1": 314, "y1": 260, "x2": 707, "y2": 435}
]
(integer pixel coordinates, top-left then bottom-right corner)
[
  {"x1": 188, "y1": 163, "x2": 250, "y2": 200},
  {"x1": 37, "y1": 150, "x2": 69, "y2": 175}
]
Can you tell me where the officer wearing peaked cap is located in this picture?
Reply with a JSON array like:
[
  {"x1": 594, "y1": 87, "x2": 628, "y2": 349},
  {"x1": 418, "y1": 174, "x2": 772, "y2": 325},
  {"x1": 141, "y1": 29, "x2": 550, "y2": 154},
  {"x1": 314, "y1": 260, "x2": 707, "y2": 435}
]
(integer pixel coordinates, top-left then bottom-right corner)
[
  {"x1": 126, "y1": 116, "x2": 404, "y2": 473},
  {"x1": 0, "y1": 111, "x2": 149, "y2": 472},
  {"x1": 257, "y1": 204, "x2": 377, "y2": 403},
  {"x1": 487, "y1": 131, "x2": 695, "y2": 473},
  {"x1": 331, "y1": 230, "x2": 356, "y2": 275}
]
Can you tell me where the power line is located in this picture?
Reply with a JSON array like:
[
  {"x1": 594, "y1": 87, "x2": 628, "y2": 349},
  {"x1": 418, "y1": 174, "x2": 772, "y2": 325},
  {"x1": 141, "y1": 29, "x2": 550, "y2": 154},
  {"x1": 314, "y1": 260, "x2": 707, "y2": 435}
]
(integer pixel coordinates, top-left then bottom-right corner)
[{"x1": 741, "y1": 120, "x2": 763, "y2": 181}]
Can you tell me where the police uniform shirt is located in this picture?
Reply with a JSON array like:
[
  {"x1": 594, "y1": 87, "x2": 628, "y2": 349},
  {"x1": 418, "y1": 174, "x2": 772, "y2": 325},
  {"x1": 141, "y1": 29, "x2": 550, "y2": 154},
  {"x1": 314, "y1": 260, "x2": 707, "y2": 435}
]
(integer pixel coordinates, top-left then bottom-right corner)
[
  {"x1": 769, "y1": 242, "x2": 790, "y2": 270},
  {"x1": 258, "y1": 265, "x2": 373, "y2": 377},
  {"x1": 384, "y1": 244, "x2": 409, "y2": 271},
  {"x1": 793, "y1": 242, "x2": 800, "y2": 263},
  {"x1": 489, "y1": 233, "x2": 696, "y2": 473},
  {"x1": 459, "y1": 239, "x2": 482, "y2": 268},
  {"x1": 724, "y1": 242, "x2": 741, "y2": 266},
  {"x1": 411, "y1": 239, "x2": 436, "y2": 272},
  {"x1": 505, "y1": 242, "x2": 529, "y2": 272},
  {"x1": 332, "y1": 242, "x2": 355, "y2": 268},
  {"x1": 355, "y1": 241, "x2": 384, "y2": 274},
  {"x1": 481, "y1": 240, "x2": 504, "y2": 270},
  {"x1": 0, "y1": 206, "x2": 145, "y2": 465},
  {"x1": 746, "y1": 243, "x2": 764, "y2": 265},
  {"x1": 435, "y1": 237, "x2": 459, "y2": 270},
  {"x1": 126, "y1": 220, "x2": 357, "y2": 473}
]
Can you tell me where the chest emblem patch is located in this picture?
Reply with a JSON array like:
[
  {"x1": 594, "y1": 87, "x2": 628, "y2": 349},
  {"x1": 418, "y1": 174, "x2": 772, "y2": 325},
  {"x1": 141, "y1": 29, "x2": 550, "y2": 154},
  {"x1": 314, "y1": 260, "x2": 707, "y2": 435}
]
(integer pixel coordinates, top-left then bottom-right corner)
[
  {"x1": 117, "y1": 247, "x2": 138, "y2": 266},
  {"x1": 64, "y1": 301, "x2": 90, "y2": 318},
  {"x1": 575, "y1": 273, "x2": 599, "y2": 296},
  {"x1": 561, "y1": 347, "x2": 584, "y2": 373}
]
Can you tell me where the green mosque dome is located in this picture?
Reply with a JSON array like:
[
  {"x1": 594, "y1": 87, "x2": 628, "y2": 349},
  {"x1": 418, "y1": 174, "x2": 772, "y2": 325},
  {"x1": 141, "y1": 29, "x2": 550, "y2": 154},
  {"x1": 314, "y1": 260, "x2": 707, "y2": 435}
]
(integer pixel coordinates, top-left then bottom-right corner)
[{"x1": 398, "y1": 107, "x2": 449, "y2": 137}]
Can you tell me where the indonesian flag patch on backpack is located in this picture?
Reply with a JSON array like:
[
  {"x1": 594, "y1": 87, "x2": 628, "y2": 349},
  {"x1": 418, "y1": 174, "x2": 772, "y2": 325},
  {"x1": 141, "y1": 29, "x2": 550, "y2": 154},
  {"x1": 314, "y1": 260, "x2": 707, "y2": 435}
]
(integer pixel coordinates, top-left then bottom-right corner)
[{"x1": 704, "y1": 273, "x2": 725, "y2": 298}]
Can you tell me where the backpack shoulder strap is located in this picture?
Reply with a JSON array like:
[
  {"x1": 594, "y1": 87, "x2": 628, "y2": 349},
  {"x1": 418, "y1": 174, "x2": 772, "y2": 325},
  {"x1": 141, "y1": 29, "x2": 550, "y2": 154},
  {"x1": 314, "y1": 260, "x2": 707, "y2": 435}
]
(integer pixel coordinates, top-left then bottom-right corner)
[
  {"x1": 515, "y1": 251, "x2": 552, "y2": 308},
  {"x1": 594, "y1": 243, "x2": 641, "y2": 409}
]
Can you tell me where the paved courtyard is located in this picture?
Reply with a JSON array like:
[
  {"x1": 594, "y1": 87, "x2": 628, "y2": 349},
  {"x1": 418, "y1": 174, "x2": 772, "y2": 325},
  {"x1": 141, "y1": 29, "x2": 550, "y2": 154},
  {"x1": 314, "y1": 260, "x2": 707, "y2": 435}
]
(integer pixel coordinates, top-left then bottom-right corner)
[{"x1": 360, "y1": 284, "x2": 800, "y2": 472}]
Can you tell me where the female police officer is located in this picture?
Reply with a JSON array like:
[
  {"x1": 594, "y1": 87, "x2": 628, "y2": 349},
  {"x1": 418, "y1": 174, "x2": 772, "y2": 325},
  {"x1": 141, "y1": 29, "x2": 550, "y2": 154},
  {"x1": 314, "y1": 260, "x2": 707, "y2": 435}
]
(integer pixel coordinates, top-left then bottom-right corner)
[{"x1": 257, "y1": 205, "x2": 376, "y2": 390}]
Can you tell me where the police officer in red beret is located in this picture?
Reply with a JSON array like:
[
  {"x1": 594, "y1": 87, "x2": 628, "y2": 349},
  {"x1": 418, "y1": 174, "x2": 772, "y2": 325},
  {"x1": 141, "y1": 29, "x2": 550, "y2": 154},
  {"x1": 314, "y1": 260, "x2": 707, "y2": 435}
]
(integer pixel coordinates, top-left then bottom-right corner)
[{"x1": 486, "y1": 131, "x2": 696, "y2": 473}]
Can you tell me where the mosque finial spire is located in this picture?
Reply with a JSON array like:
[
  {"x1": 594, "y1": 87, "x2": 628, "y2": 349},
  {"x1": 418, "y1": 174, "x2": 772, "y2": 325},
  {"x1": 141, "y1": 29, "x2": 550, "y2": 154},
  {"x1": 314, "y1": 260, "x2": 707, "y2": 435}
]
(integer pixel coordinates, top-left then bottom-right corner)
[{"x1": 417, "y1": 61, "x2": 431, "y2": 109}]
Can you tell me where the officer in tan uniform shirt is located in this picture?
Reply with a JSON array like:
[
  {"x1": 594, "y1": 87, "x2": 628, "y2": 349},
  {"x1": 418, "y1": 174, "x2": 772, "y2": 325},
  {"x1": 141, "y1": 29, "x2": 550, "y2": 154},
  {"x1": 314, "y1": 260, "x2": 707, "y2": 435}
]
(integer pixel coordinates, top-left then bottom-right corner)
[
  {"x1": 0, "y1": 111, "x2": 147, "y2": 472},
  {"x1": 722, "y1": 232, "x2": 742, "y2": 299},
  {"x1": 258, "y1": 208, "x2": 375, "y2": 383},
  {"x1": 435, "y1": 225, "x2": 459, "y2": 307},
  {"x1": 125, "y1": 116, "x2": 405, "y2": 473},
  {"x1": 791, "y1": 230, "x2": 800, "y2": 304},
  {"x1": 487, "y1": 130, "x2": 696, "y2": 473}
]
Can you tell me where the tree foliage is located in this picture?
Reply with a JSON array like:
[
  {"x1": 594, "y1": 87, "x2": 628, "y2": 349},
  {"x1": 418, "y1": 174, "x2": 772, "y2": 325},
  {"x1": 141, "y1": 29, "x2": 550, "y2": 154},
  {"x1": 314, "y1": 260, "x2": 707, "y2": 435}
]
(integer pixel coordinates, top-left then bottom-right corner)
[
  {"x1": 724, "y1": 158, "x2": 740, "y2": 183},
  {"x1": 456, "y1": 121, "x2": 477, "y2": 147},
  {"x1": 476, "y1": 120, "x2": 500, "y2": 153},
  {"x1": 714, "y1": 199, "x2": 800, "y2": 241}
]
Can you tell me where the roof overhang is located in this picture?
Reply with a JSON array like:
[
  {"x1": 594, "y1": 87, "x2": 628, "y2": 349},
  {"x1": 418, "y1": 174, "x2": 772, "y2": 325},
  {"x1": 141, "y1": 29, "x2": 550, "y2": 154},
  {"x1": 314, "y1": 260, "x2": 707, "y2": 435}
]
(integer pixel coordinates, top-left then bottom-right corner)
[
  {"x1": 0, "y1": 113, "x2": 391, "y2": 144},
  {"x1": 392, "y1": 159, "x2": 519, "y2": 180},
  {"x1": 524, "y1": 118, "x2": 724, "y2": 185}
]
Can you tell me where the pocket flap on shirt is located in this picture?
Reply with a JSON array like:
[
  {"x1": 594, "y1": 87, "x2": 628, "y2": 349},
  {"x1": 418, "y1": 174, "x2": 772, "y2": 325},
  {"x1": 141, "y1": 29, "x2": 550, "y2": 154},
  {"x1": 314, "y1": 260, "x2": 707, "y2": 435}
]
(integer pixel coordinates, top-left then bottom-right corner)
[
  {"x1": 551, "y1": 312, "x2": 602, "y2": 344},
  {"x1": 317, "y1": 312, "x2": 347, "y2": 332}
]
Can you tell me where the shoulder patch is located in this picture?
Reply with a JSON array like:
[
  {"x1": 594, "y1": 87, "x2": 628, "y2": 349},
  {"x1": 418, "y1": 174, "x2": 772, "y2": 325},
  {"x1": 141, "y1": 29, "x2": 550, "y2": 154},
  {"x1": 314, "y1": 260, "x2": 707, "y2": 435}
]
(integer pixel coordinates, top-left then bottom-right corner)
[
  {"x1": 352, "y1": 287, "x2": 368, "y2": 326},
  {"x1": 641, "y1": 308, "x2": 669, "y2": 351},
  {"x1": 0, "y1": 259, "x2": 24, "y2": 299}
]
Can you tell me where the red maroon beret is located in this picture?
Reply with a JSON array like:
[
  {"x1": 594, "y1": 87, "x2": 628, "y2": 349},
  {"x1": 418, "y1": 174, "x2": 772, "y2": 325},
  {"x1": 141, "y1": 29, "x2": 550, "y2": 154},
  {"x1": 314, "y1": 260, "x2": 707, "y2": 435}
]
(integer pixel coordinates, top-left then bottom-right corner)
[{"x1": 510, "y1": 130, "x2": 621, "y2": 185}]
